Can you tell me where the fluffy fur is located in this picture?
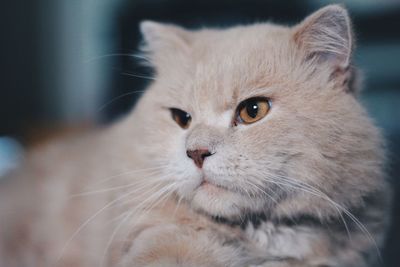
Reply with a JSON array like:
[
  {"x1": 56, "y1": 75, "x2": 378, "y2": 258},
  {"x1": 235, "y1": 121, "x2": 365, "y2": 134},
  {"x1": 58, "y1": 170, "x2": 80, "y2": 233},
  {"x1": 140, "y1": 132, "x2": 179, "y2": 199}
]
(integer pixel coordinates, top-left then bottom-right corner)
[{"x1": 0, "y1": 5, "x2": 391, "y2": 267}]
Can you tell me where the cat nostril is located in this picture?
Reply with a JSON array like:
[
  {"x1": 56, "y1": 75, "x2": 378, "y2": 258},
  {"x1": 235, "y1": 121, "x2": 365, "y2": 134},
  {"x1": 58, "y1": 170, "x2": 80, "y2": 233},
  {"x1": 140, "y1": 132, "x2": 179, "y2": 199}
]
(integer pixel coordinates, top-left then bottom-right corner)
[{"x1": 186, "y1": 149, "x2": 213, "y2": 168}]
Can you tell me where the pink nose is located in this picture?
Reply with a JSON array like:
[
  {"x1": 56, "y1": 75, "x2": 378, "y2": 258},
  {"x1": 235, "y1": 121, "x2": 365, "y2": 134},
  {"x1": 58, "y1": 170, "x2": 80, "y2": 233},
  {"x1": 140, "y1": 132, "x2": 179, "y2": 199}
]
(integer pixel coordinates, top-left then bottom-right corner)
[{"x1": 186, "y1": 149, "x2": 212, "y2": 168}]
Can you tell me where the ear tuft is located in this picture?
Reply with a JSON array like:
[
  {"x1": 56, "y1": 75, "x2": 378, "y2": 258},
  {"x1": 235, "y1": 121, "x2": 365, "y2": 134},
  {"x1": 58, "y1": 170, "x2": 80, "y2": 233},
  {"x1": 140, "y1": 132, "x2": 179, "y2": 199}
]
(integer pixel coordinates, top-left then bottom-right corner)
[
  {"x1": 139, "y1": 20, "x2": 191, "y2": 72},
  {"x1": 140, "y1": 20, "x2": 159, "y2": 34},
  {"x1": 139, "y1": 20, "x2": 190, "y2": 50},
  {"x1": 294, "y1": 5, "x2": 353, "y2": 68},
  {"x1": 140, "y1": 21, "x2": 167, "y2": 44}
]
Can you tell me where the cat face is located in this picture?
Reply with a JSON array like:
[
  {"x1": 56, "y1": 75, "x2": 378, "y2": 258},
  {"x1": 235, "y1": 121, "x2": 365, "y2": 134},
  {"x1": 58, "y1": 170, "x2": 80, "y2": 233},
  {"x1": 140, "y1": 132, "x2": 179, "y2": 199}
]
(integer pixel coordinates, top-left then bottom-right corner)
[{"x1": 131, "y1": 5, "x2": 383, "y2": 220}]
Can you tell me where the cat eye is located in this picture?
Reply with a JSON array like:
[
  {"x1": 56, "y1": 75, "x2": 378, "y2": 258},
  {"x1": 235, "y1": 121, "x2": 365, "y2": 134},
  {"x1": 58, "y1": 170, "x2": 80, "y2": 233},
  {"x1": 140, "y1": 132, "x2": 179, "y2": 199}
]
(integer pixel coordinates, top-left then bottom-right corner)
[
  {"x1": 235, "y1": 97, "x2": 271, "y2": 125},
  {"x1": 170, "y1": 108, "x2": 192, "y2": 129}
]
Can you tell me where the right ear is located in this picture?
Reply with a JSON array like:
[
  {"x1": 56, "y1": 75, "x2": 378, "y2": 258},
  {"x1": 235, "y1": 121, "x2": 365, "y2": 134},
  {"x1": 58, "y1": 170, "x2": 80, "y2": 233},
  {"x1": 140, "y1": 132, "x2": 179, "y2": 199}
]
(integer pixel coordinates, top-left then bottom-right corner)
[
  {"x1": 293, "y1": 5, "x2": 353, "y2": 70},
  {"x1": 140, "y1": 21, "x2": 192, "y2": 72}
]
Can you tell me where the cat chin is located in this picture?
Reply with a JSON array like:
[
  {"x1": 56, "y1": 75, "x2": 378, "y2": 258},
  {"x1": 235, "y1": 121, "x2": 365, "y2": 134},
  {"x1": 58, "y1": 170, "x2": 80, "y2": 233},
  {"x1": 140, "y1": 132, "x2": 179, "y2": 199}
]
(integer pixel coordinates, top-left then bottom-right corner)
[
  {"x1": 189, "y1": 183, "x2": 256, "y2": 218},
  {"x1": 175, "y1": 174, "x2": 268, "y2": 218}
]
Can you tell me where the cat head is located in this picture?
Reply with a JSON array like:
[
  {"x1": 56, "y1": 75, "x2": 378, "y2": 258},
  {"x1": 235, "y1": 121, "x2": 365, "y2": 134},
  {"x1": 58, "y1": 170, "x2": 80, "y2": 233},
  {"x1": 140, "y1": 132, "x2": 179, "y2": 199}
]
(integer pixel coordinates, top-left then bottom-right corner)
[{"x1": 130, "y1": 5, "x2": 384, "y2": 220}]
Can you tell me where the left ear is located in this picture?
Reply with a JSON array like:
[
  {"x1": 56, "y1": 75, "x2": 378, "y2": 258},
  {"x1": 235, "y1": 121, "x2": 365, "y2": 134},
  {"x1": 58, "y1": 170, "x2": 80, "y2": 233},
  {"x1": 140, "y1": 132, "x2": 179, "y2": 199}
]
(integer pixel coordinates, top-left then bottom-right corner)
[
  {"x1": 293, "y1": 5, "x2": 353, "y2": 71},
  {"x1": 139, "y1": 21, "x2": 192, "y2": 74}
]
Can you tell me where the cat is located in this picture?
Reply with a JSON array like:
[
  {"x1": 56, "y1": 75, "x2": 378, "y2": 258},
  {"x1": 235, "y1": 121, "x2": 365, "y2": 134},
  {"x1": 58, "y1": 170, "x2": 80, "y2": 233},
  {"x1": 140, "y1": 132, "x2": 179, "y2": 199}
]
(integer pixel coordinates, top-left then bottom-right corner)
[{"x1": 0, "y1": 4, "x2": 391, "y2": 267}]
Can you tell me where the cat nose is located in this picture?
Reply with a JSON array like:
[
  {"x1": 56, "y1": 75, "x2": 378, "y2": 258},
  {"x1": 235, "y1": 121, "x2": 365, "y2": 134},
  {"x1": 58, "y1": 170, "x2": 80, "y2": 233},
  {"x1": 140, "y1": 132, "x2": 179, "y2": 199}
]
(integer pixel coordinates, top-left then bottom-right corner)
[{"x1": 186, "y1": 149, "x2": 212, "y2": 168}]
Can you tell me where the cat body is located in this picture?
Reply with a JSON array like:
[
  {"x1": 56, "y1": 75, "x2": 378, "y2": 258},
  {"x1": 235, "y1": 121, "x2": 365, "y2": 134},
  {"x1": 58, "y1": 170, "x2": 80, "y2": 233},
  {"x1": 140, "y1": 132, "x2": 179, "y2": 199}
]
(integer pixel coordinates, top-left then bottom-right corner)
[{"x1": 0, "y1": 5, "x2": 390, "y2": 267}]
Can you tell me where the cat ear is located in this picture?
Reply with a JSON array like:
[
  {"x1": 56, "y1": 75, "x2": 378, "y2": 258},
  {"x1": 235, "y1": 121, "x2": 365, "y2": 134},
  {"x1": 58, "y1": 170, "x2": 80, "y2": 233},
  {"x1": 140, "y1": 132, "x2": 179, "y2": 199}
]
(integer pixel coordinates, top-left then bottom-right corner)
[
  {"x1": 293, "y1": 5, "x2": 353, "y2": 69},
  {"x1": 139, "y1": 21, "x2": 191, "y2": 71}
]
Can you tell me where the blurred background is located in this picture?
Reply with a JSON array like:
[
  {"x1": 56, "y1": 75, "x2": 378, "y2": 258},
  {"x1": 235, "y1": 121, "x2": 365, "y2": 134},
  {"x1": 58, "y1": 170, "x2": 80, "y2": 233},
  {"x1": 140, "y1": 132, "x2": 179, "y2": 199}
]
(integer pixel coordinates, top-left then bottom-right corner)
[{"x1": 0, "y1": 0, "x2": 399, "y2": 265}]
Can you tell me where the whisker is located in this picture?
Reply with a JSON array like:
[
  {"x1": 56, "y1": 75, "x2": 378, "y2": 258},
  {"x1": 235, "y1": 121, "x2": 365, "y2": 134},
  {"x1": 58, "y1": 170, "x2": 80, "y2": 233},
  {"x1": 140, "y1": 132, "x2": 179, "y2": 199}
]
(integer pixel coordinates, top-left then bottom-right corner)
[
  {"x1": 100, "y1": 182, "x2": 177, "y2": 267},
  {"x1": 120, "y1": 72, "x2": 156, "y2": 81},
  {"x1": 97, "y1": 90, "x2": 146, "y2": 112},
  {"x1": 56, "y1": 186, "x2": 150, "y2": 264},
  {"x1": 131, "y1": 53, "x2": 152, "y2": 62},
  {"x1": 260, "y1": 171, "x2": 381, "y2": 260},
  {"x1": 262, "y1": 173, "x2": 352, "y2": 240},
  {"x1": 83, "y1": 53, "x2": 137, "y2": 63},
  {"x1": 172, "y1": 194, "x2": 185, "y2": 217},
  {"x1": 92, "y1": 165, "x2": 168, "y2": 186},
  {"x1": 70, "y1": 170, "x2": 165, "y2": 198},
  {"x1": 106, "y1": 210, "x2": 133, "y2": 226},
  {"x1": 115, "y1": 179, "x2": 173, "y2": 209},
  {"x1": 244, "y1": 180, "x2": 279, "y2": 207}
]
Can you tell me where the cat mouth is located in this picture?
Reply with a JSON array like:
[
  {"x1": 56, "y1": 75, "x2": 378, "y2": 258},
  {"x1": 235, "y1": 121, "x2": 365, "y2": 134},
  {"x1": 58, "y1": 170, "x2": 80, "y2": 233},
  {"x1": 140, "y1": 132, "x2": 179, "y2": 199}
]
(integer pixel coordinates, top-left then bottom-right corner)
[
  {"x1": 200, "y1": 180, "x2": 217, "y2": 187},
  {"x1": 198, "y1": 178, "x2": 257, "y2": 199},
  {"x1": 199, "y1": 179, "x2": 229, "y2": 193}
]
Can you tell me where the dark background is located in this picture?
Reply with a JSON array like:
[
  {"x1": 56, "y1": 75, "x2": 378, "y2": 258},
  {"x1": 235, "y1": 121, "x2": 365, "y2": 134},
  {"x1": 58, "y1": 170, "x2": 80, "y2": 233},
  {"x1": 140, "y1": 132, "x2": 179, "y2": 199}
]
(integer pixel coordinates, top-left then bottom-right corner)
[{"x1": 0, "y1": 0, "x2": 399, "y2": 265}]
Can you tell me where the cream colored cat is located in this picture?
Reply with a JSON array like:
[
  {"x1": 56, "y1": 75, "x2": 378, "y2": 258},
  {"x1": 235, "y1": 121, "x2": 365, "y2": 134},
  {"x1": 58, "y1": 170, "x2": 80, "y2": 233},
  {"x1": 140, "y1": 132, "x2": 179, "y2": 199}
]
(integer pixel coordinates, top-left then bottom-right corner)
[{"x1": 0, "y1": 5, "x2": 391, "y2": 267}]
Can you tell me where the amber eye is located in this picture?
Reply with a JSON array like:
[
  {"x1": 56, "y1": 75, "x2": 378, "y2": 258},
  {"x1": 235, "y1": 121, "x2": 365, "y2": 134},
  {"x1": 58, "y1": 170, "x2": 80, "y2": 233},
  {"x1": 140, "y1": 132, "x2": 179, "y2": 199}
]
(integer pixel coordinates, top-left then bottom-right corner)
[
  {"x1": 235, "y1": 97, "x2": 271, "y2": 125},
  {"x1": 170, "y1": 108, "x2": 192, "y2": 129}
]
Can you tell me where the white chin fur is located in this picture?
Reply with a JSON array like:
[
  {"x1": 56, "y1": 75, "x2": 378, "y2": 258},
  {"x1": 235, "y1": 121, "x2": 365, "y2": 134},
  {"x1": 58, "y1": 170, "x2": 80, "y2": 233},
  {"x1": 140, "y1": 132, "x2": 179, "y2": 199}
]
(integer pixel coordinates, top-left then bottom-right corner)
[
  {"x1": 189, "y1": 185, "x2": 251, "y2": 218},
  {"x1": 173, "y1": 161, "x2": 264, "y2": 218}
]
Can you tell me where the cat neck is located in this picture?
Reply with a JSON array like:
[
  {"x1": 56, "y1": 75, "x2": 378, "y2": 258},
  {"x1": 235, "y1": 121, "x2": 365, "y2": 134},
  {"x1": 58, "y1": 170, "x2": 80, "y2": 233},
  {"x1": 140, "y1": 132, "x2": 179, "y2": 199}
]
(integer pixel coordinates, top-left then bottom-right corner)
[
  {"x1": 211, "y1": 212, "x2": 268, "y2": 230},
  {"x1": 210, "y1": 212, "x2": 327, "y2": 231}
]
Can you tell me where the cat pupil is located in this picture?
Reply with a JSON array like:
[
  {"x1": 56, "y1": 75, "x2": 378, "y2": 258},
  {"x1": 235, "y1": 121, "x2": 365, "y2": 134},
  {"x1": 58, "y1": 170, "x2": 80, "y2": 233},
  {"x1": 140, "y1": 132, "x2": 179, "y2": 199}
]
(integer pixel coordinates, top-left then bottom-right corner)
[
  {"x1": 247, "y1": 102, "x2": 259, "y2": 118},
  {"x1": 181, "y1": 113, "x2": 190, "y2": 124}
]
